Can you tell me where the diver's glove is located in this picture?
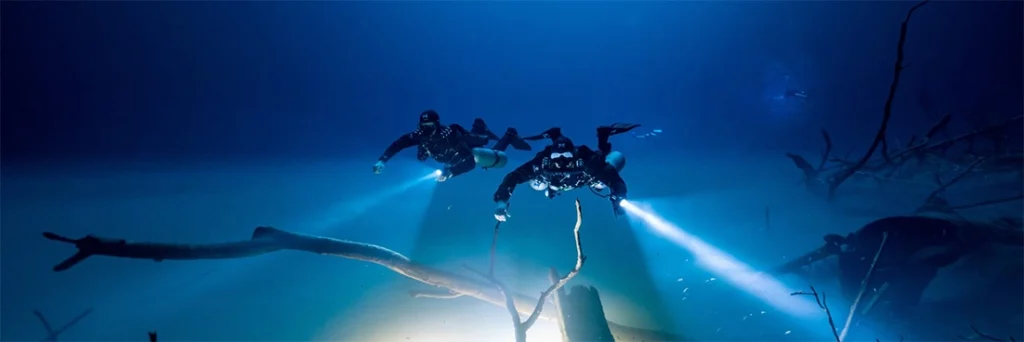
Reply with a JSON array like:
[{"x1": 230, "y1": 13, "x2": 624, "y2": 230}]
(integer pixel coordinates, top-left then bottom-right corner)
[
  {"x1": 436, "y1": 169, "x2": 453, "y2": 183},
  {"x1": 609, "y1": 195, "x2": 627, "y2": 217},
  {"x1": 494, "y1": 201, "x2": 510, "y2": 222},
  {"x1": 373, "y1": 160, "x2": 386, "y2": 174}
]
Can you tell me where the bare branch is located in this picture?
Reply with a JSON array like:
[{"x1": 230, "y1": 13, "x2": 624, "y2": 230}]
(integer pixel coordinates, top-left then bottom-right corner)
[
  {"x1": 791, "y1": 286, "x2": 841, "y2": 342},
  {"x1": 41, "y1": 206, "x2": 684, "y2": 340},
  {"x1": 963, "y1": 324, "x2": 1015, "y2": 342},
  {"x1": 839, "y1": 231, "x2": 890, "y2": 341},
  {"x1": 36, "y1": 308, "x2": 93, "y2": 342},
  {"x1": 919, "y1": 157, "x2": 987, "y2": 210},
  {"x1": 827, "y1": 0, "x2": 930, "y2": 199},
  {"x1": 466, "y1": 198, "x2": 587, "y2": 342},
  {"x1": 818, "y1": 130, "x2": 834, "y2": 171}
]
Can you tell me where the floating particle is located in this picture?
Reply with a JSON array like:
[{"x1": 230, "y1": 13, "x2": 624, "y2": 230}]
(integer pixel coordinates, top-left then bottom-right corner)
[
  {"x1": 705, "y1": 277, "x2": 717, "y2": 283},
  {"x1": 760, "y1": 311, "x2": 766, "y2": 315},
  {"x1": 784, "y1": 330, "x2": 792, "y2": 335},
  {"x1": 677, "y1": 277, "x2": 684, "y2": 282},
  {"x1": 682, "y1": 287, "x2": 689, "y2": 293}
]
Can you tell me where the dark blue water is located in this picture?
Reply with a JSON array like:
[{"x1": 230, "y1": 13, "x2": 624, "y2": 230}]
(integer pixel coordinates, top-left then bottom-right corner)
[{"x1": 2, "y1": 2, "x2": 1021, "y2": 341}]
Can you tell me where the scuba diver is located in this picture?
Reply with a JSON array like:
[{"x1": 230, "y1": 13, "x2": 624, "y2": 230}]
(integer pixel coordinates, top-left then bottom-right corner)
[
  {"x1": 373, "y1": 110, "x2": 532, "y2": 182},
  {"x1": 491, "y1": 123, "x2": 641, "y2": 222}
]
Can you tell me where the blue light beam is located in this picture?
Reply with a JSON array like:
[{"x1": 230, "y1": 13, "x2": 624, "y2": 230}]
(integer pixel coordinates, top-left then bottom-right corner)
[{"x1": 620, "y1": 199, "x2": 820, "y2": 318}]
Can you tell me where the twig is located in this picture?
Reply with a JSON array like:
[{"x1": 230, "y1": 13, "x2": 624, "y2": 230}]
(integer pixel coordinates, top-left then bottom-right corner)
[
  {"x1": 791, "y1": 286, "x2": 841, "y2": 342},
  {"x1": 818, "y1": 130, "x2": 834, "y2": 171},
  {"x1": 964, "y1": 324, "x2": 1015, "y2": 342},
  {"x1": 36, "y1": 308, "x2": 94, "y2": 342},
  {"x1": 466, "y1": 198, "x2": 587, "y2": 342},
  {"x1": 828, "y1": 0, "x2": 930, "y2": 199},
  {"x1": 948, "y1": 194, "x2": 1024, "y2": 211},
  {"x1": 924, "y1": 157, "x2": 987, "y2": 202},
  {"x1": 839, "y1": 231, "x2": 890, "y2": 342}
]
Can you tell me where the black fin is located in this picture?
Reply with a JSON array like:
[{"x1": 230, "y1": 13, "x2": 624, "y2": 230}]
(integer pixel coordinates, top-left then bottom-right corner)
[
  {"x1": 598, "y1": 123, "x2": 642, "y2": 136},
  {"x1": 502, "y1": 128, "x2": 532, "y2": 151},
  {"x1": 523, "y1": 127, "x2": 563, "y2": 142}
]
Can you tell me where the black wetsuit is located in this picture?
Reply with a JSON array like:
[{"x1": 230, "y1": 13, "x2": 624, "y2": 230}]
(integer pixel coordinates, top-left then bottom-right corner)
[
  {"x1": 493, "y1": 127, "x2": 628, "y2": 204},
  {"x1": 380, "y1": 124, "x2": 488, "y2": 177}
]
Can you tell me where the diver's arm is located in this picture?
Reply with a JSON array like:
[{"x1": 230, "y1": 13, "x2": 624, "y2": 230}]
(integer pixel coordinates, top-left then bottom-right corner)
[
  {"x1": 493, "y1": 154, "x2": 543, "y2": 203},
  {"x1": 594, "y1": 163, "x2": 628, "y2": 198},
  {"x1": 378, "y1": 132, "x2": 420, "y2": 162},
  {"x1": 581, "y1": 146, "x2": 628, "y2": 216}
]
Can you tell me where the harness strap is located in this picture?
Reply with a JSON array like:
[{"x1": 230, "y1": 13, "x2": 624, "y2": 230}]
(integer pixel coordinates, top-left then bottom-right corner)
[{"x1": 484, "y1": 149, "x2": 501, "y2": 168}]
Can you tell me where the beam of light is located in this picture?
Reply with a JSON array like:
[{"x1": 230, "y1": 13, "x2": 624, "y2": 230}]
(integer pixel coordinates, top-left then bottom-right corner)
[
  {"x1": 312, "y1": 168, "x2": 440, "y2": 234},
  {"x1": 619, "y1": 199, "x2": 820, "y2": 318}
]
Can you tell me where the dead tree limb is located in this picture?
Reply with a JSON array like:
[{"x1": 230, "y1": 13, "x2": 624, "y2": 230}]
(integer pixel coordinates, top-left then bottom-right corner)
[
  {"x1": 791, "y1": 286, "x2": 841, "y2": 342},
  {"x1": 42, "y1": 209, "x2": 680, "y2": 340},
  {"x1": 35, "y1": 308, "x2": 93, "y2": 342},
  {"x1": 839, "y1": 231, "x2": 890, "y2": 342},
  {"x1": 960, "y1": 324, "x2": 1018, "y2": 342},
  {"x1": 466, "y1": 198, "x2": 587, "y2": 342},
  {"x1": 828, "y1": 0, "x2": 930, "y2": 199}
]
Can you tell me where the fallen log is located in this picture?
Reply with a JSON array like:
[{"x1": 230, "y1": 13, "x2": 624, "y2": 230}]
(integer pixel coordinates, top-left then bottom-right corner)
[{"x1": 42, "y1": 226, "x2": 687, "y2": 341}]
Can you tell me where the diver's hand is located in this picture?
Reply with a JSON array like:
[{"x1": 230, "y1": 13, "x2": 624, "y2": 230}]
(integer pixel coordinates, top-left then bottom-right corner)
[
  {"x1": 373, "y1": 161, "x2": 386, "y2": 174},
  {"x1": 494, "y1": 201, "x2": 510, "y2": 222},
  {"x1": 610, "y1": 195, "x2": 626, "y2": 217},
  {"x1": 436, "y1": 169, "x2": 452, "y2": 182}
]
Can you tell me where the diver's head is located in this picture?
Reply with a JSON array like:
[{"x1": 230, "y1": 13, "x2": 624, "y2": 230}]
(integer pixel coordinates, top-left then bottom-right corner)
[
  {"x1": 419, "y1": 110, "x2": 441, "y2": 134},
  {"x1": 547, "y1": 136, "x2": 579, "y2": 169}
]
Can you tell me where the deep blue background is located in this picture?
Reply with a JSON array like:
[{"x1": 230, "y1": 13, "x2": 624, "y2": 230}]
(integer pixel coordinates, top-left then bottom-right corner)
[{"x1": 3, "y1": 1, "x2": 1021, "y2": 164}]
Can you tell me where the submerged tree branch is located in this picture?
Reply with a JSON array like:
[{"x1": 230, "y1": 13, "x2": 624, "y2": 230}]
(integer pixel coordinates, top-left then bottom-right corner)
[
  {"x1": 467, "y1": 198, "x2": 588, "y2": 342},
  {"x1": 828, "y1": 0, "x2": 930, "y2": 199},
  {"x1": 42, "y1": 211, "x2": 680, "y2": 340}
]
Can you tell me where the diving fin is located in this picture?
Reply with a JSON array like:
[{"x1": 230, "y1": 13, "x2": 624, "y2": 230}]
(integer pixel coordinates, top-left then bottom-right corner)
[
  {"x1": 598, "y1": 123, "x2": 642, "y2": 137},
  {"x1": 472, "y1": 118, "x2": 501, "y2": 140},
  {"x1": 523, "y1": 127, "x2": 564, "y2": 142},
  {"x1": 504, "y1": 128, "x2": 532, "y2": 151}
]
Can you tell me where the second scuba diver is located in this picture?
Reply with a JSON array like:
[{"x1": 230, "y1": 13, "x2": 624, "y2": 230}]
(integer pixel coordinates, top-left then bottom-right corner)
[
  {"x1": 491, "y1": 123, "x2": 640, "y2": 221},
  {"x1": 373, "y1": 110, "x2": 532, "y2": 182}
]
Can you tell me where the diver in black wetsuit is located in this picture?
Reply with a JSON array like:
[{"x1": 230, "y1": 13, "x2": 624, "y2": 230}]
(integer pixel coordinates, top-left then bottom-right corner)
[
  {"x1": 373, "y1": 110, "x2": 532, "y2": 182},
  {"x1": 492, "y1": 123, "x2": 640, "y2": 221}
]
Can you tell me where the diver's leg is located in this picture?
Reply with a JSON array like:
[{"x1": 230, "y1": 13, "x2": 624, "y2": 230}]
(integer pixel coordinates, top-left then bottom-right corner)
[
  {"x1": 596, "y1": 123, "x2": 641, "y2": 154},
  {"x1": 444, "y1": 156, "x2": 477, "y2": 179}
]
